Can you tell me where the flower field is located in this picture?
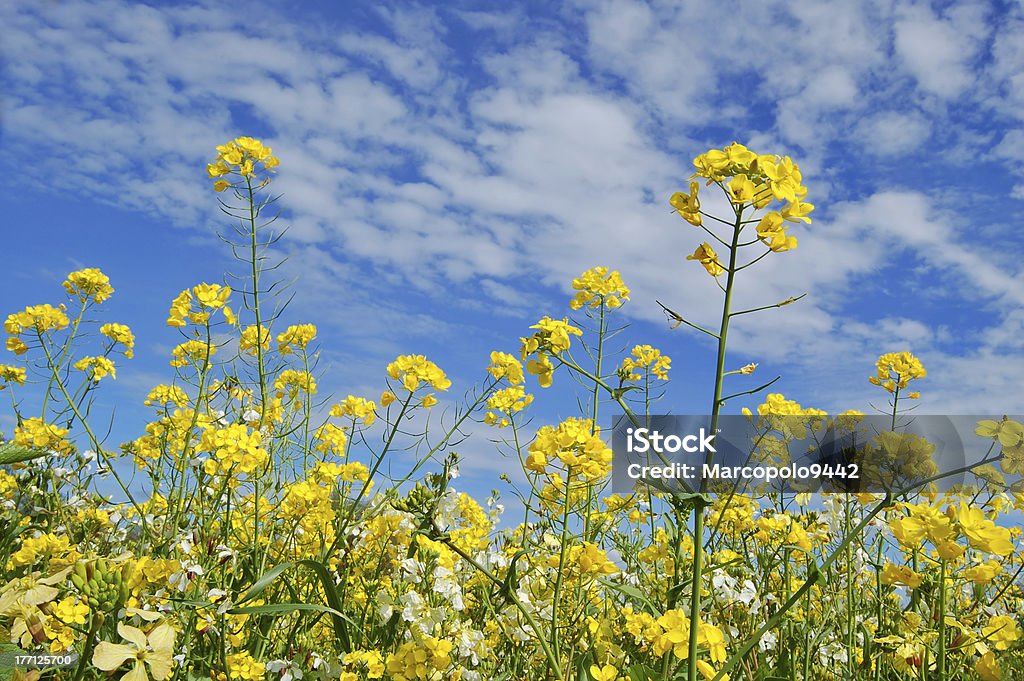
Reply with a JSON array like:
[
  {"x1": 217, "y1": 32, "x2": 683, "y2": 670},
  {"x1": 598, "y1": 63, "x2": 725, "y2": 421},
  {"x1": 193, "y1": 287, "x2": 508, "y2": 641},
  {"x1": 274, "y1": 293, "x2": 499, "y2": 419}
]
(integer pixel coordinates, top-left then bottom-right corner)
[{"x1": 2, "y1": 138, "x2": 1023, "y2": 681}]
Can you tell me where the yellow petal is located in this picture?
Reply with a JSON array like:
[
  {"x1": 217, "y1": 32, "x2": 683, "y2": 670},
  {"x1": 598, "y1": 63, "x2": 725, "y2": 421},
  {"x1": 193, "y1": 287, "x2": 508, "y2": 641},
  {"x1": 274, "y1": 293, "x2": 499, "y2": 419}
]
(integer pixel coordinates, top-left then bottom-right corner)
[
  {"x1": 117, "y1": 622, "x2": 148, "y2": 650},
  {"x1": 93, "y1": 642, "x2": 136, "y2": 671}
]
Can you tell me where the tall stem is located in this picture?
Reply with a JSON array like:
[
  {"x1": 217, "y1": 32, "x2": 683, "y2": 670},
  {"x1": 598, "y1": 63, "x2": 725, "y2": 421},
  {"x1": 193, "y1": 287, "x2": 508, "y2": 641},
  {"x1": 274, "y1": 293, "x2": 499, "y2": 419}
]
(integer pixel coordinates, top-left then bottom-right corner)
[
  {"x1": 246, "y1": 177, "x2": 268, "y2": 416},
  {"x1": 687, "y1": 205, "x2": 743, "y2": 681}
]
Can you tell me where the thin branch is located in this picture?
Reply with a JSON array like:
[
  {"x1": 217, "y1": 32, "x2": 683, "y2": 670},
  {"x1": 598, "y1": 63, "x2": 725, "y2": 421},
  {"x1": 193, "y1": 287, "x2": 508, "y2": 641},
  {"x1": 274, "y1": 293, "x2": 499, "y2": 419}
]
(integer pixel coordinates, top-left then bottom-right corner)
[
  {"x1": 657, "y1": 301, "x2": 720, "y2": 339},
  {"x1": 730, "y1": 293, "x2": 807, "y2": 318},
  {"x1": 717, "y1": 375, "x2": 782, "y2": 405}
]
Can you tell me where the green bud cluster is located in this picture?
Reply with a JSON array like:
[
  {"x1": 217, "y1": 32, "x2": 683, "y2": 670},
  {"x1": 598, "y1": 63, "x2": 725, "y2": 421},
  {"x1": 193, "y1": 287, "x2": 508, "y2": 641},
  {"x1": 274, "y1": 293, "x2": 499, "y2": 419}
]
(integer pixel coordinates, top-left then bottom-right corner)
[
  {"x1": 69, "y1": 558, "x2": 130, "y2": 612},
  {"x1": 393, "y1": 482, "x2": 434, "y2": 515}
]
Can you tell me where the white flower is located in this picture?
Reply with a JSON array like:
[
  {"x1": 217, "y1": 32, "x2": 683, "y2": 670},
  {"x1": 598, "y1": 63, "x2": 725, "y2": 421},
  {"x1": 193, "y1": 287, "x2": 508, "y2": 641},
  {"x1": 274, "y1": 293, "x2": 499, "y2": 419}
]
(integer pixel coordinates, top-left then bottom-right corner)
[
  {"x1": 433, "y1": 567, "x2": 464, "y2": 611},
  {"x1": 266, "y1": 659, "x2": 303, "y2": 681}
]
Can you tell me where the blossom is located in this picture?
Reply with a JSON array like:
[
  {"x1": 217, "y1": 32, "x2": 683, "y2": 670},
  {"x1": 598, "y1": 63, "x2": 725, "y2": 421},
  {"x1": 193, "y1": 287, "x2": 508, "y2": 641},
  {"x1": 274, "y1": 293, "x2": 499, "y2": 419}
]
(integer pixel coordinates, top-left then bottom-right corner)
[
  {"x1": 880, "y1": 563, "x2": 923, "y2": 588},
  {"x1": 687, "y1": 243, "x2": 725, "y2": 277},
  {"x1": 100, "y1": 323, "x2": 135, "y2": 358},
  {"x1": 387, "y1": 355, "x2": 452, "y2": 392},
  {"x1": 486, "y1": 351, "x2": 525, "y2": 385},
  {"x1": 590, "y1": 665, "x2": 618, "y2": 681},
  {"x1": 14, "y1": 417, "x2": 74, "y2": 455},
  {"x1": 670, "y1": 182, "x2": 702, "y2": 226},
  {"x1": 331, "y1": 396, "x2": 377, "y2": 427},
  {"x1": 620, "y1": 345, "x2": 671, "y2": 381},
  {"x1": 92, "y1": 621, "x2": 175, "y2": 681},
  {"x1": 976, "y1": 651, "x2": 1001, "y2": 681},
  {"x1": 956, "y1": 503, "x2": 1014, "y2": 556},
  {"x1": 983, "y1": 615, "x2": 1021, "y2": 651},
  {"x1": 73, "y1": 355, "x2": 116, "y2": 381},
  {"x1": 869, "y1": 352, "x2": 926, "y2": 393},
  {"x1": 277, "y1": 324, "x2": 317, "y2": 354},
  {"x1": 239, "y1": 325, "x2": 270, "y2": 355},
  {"x1": 569, "y1": 267, "x2": 630, "y2": 310},
  {"x1": 0, "y1": 364, "x2": 26, "y2": 390},
  {"x1": 209, "y1": 137, "x2": 279, "y2": 190},
  {"x1": 63, "y1": 268, "x2": 114, "y2": 304}
]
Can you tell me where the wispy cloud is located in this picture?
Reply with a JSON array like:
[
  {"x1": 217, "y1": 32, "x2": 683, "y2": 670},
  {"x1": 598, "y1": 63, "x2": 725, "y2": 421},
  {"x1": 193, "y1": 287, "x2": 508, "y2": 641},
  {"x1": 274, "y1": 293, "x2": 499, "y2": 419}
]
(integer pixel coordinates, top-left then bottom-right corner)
[{"x1": 3, "y1": 0, "x2": 1024, "y2": 446}]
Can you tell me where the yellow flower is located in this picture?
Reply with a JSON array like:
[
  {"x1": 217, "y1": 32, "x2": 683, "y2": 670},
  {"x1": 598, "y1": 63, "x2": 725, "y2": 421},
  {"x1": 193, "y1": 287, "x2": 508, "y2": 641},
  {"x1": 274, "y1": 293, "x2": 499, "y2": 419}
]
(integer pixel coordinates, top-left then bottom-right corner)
[
  {"x1": 210, "y1": 137, "x2": 279, "y2": 190},
  {"x1": 225, "y1": 652, "x2": 265, "y2": 681},
  {"x1": 956, "y1": 503, "x2": 1014, "y2": 556},
  {"x1": 63, "y1": 268, "x2": 114, "y2": 304},
  {"x1": 570, "y1": 267, "x2": 630, "y2": 310},
  {"x1": 169, "y1": 340, "x2": 214, "y2": 368},
  {"x1": 976, "y1": 651, "x2": 1001, "y2": 681},
  {"x1": 73, "y1": 356, "x2": 116, "y2": 381},
  {"x1": 983, "y1": 615, "x2": 1021, "y2": 651},
  {"x1": 92, "y1": 621, "x2": 175, "y2": 681},
  {"x1": 331, "y1": 396, "x2": 377, "y2": 427},
  {"x1": 100, "y1": 323, "x2": 135, "y2": 358},
  {"x1": 868, "y1": 352, "x2": 926, "y2": 393},
  {"x1": 670, "y1": 181, "x2": 702, "y2": 226},
  {"x1": 781, "y1": 198, "x2": 814, "y2": 223},
  {"x1": 387, "y1": 355, "x2": 452, "y2": 392},
  {"x1": 880, "y1": 563, "x2": 923, "y2": 588},
  {"x1": 486, "y1": 351, "x2": 525, "y2": 385},
  {"x1": 590, "y1": 664, "x2": 617, "y2": 681},
  {"x1": 687, "y1": 242, "x2": 725, "y2": 277},
  {"x1": 277, "y1": 324, "x2": 317, "y2": 354},
  {"x1": 239, "y1": 325, "x2": 270, "y2": 355},
  {"x1": 192, "y1": 283, "x2": 230, "y2": 309},
  {"x1": 620, "y1": 345, "x2": 671, "y2": 381},
  {"x1": 14, "y1": 417, "x2": 74, "y2": 455},
  {"x1": 0, "y1": 364, "x2": 26, "y2": 389},
  {"x1": 727, "y1": 174, "x2": 756, "y2": 204},
  {"x1": 976, "y1": 417, "x2": 1024, "y2": 449},
  {"x1": 963, "y1": 560, "x2": 1002, "y2": 585},
  {"x1": 755, "y1": 212, "x2": 798, "y2": 252},
  {"x1": 695, "y1": 660, "x2": 729, "y2": 681}
]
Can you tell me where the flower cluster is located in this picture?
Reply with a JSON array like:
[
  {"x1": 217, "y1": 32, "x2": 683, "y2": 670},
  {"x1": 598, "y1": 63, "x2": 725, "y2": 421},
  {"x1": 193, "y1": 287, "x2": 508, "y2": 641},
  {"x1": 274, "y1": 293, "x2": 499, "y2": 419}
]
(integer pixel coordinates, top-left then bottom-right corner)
[
  {"x1": 5, "y1": 304, "x2": 70, "y2": 355},
  {"x1": 869, "y1": 351, "x2": 926, "y2": 396},
  {"x1": 569, "y1": 266, "x2": 630, "y2": 311},
  {"x1": 526, "y1": 417, "x2": 612, "y2": 480},
  {"x1": 620, "y1": 344, "x2": 671, "y2": 381},
  {"x1": 166, "y1": 284, "x2": 233, "y2": 328},
  {"x1": 207, "y1": 136, "x2": 279, "y2": 192},
  {"x1": 519, "y1": 316, "x2": 583, "y2": 388},
  {"x1": 677, "y1": 142, "x2": 813, "y2": 259},
  {"x1": 63, "y1": 268, "x2": 115, "y2": 304}
]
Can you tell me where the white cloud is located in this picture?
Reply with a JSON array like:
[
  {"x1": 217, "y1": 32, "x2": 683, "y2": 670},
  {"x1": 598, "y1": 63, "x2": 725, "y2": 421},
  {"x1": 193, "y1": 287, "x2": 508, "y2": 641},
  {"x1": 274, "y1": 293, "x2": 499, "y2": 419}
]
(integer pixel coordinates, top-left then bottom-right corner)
[
  {"x1": 3, "y1": 0, "x2": 1024, "y2": 428},
  {"x1": 857, "y1": 111, "x2": 931, "y2": 157},
  {"x1": 893, "y1": 4, "x2": 987, "y2": 99}
]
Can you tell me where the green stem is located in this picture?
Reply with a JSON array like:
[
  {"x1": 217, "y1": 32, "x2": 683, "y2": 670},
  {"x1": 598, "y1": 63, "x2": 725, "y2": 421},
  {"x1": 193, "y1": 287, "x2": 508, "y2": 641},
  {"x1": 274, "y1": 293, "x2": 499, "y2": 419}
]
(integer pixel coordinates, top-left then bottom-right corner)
[
  {"x1": 246, "y1": 176, "x2": 268, "y2": 416},
  {"x1": 687, "y1": 198, "x2": 743, "y2": 681},
  {"x1": 937, "y1": 559, "x2": 947, "y2": 679},
  {"x1": 72, "y1": 612, "x2": 104, "y2": 681},
  {"x1": 440, "y1": 532, "x2": 564, "y2": 681},
  {"x1": 549, "y1": 466, "x2": 574, "y2": 667}
]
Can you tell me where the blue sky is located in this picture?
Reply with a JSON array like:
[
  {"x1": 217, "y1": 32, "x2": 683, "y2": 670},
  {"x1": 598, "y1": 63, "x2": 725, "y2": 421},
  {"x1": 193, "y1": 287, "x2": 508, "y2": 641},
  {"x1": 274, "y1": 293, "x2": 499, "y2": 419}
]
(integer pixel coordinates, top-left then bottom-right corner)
[{"x1": 3, "y1": 0, "x2": 1024, "y2": 492}]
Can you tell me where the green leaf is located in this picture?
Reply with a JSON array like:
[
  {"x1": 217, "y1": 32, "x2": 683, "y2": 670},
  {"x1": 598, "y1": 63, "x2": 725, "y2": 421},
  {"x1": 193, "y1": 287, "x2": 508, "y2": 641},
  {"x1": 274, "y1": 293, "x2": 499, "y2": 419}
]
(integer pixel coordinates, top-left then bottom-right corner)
[
  {"x1": 234, "y1": 561, "x2": 296, "y2": 605},
  {"x1": 625, "y1": 663, "x2": 656, "y2": 681},
  {"x1": 0, "y1": 443, "x2": 48, "y2": 466},
  {"x1": 234, "y1": 560, "x2": 353, "y2": 653},
  {"x1": 597, "y1": 579, "x2": 658, "y2": 613}
]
